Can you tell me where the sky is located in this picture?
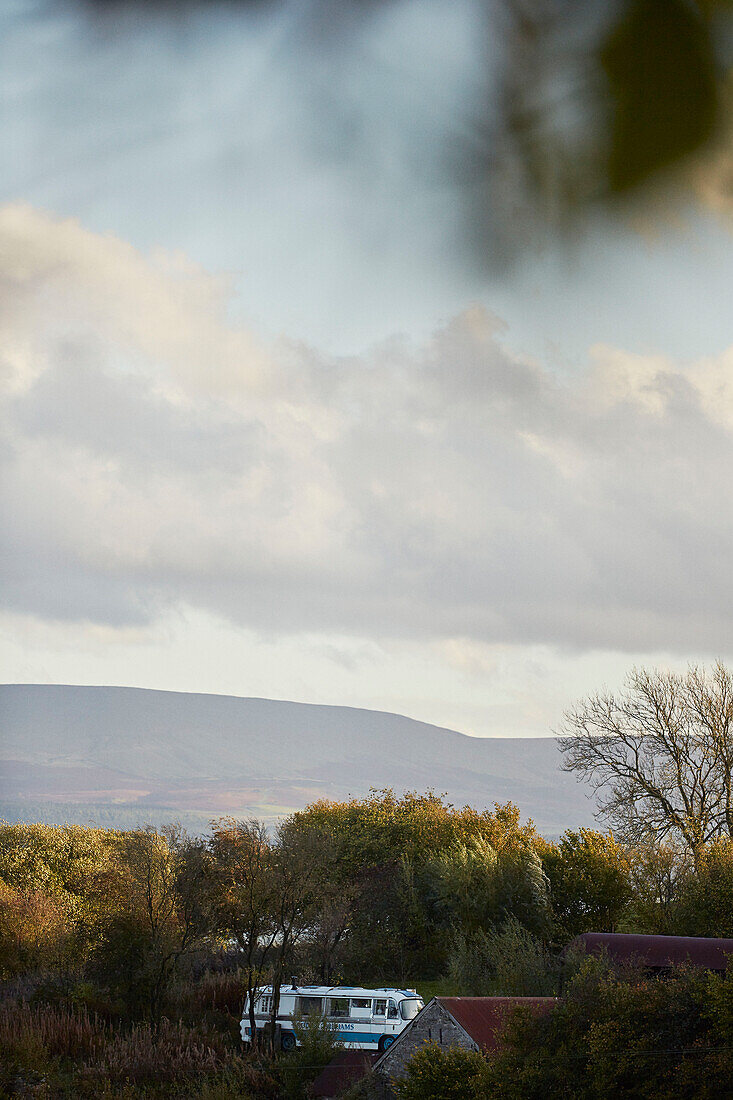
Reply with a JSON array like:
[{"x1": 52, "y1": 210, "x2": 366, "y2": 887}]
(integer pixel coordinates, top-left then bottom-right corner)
[{"x1": 1, "y1": 0, "x2": 732, "y2": 738}]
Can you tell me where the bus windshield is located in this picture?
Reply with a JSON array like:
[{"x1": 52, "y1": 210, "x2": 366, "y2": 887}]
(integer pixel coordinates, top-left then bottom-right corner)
[{"x1": 399, "y1": 998, "x2": 423, "y2": 1021}]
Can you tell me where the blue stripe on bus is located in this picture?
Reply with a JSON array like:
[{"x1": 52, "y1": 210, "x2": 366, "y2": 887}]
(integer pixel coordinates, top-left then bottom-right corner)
[
  {"x1": 335, "y1": 1031, "x2": 380, "y2": 1043},
  {"x1": 244, "y1": 1026, "x2": 385, "y2": 1045}
]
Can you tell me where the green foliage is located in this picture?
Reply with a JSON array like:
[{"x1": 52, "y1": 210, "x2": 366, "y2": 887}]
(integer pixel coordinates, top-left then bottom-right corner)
[
  {"x1": 276, "y1": 1010, "x2": 343, "y2": 1100},
  {"x1": 624, "y1": 842, "x2": 692, "y2": 934},
  {"x1": 87, "y1": 826, "x2": 213, "y2": 1023},
  {"x1": 484, "y1": 962, "x2": 733, "y2": 1100},
  {"x1": 675, "y1": 840, "x2": 733, "y2": 936},
  {"x1": 393, "y1": 1041, "x2": 490, "y2": 1100},
  {"x1": 428, "y1": 837, "x2": 551, "y2": 939},
  {"x1": 540, "y1": 829, "x2": 631, "y2": 939},
  {"x1": 448, "y1": 919, "x2": 558, "y2": 997}
]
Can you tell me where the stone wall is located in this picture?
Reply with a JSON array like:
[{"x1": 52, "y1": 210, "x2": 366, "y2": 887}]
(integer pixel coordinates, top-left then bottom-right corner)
[{"x1": 375, "y1": 1000, "x2": 474, "y2": 1083}]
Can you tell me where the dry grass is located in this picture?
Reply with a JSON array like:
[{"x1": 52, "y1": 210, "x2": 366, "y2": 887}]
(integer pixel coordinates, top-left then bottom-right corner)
[
  {"x1": 186, "y1": 969, "x2": 248, "y2": 1017},
  {"x1": 88, "y1": 1019, "x2": 224, "y2": 1084},
  {"x1": 0, "y1": 999, "x2": 279, "y2": 1096},
  {"x1": 0, "y1": 1000, "x2": 106, "y2": 1060}
]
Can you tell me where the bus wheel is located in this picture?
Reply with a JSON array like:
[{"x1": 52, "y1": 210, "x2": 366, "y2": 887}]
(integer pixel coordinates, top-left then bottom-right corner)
[
  {"x1": 281, "y1": 1031, "x2": 296, "y2": 1052},
  {"x1": 378, "y1": 1035, "x2": 395, "y2": 1053}
]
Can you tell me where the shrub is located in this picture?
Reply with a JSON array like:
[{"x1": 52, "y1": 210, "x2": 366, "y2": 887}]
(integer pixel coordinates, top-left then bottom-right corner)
[
  {"x1": 277, "y1": 1010, "x2": 343, "y2": 1100},
  {"x1": 393, "y1": 1042, "x2": 490, "y2": 1100},
  {"x1": 0, "y1": 881, "x2": 74, "y2": 978},
  {"x1": 448, "y1": 918, "x2": 558, "y2": 995},
  {"x1": 483, "y1": 961, "x2": 733, "y2": 1100}
]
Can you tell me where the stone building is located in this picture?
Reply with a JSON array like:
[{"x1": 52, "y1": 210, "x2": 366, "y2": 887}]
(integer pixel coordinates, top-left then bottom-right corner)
[{"x1": 373, "y1": 996, "x2": 555, "y2": 1088}]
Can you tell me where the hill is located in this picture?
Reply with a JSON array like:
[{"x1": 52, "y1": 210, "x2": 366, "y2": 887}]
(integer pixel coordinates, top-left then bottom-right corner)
[{"x1": 0, "y1": 685, "x2": 597, "y2": 834}]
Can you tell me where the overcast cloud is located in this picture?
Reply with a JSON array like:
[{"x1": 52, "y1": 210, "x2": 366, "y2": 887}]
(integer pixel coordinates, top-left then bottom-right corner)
[{"x1": 3, "y1": 202, "x2": 733, "y2": 657}]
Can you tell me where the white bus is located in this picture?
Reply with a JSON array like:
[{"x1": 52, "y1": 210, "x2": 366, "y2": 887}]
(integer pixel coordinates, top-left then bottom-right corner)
[{"x1": 241, "y1": 983, "x2": 424, "y2": 1052}]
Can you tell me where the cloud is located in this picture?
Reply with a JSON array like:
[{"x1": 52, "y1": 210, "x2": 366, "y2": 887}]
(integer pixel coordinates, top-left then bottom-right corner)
[{"x1": 2, "y1": 203, "x2": 733, "y2": 654}]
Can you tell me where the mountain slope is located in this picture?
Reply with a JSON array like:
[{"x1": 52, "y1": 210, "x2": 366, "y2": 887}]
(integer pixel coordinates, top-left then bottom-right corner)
[{"x1": 0, "y1": 685, "x2": 597, "y2": 834}]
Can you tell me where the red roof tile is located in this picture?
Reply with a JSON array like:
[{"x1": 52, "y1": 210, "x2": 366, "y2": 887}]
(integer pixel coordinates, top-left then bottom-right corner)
[{"x1": 437, "y1": 997, "x2": 555, "y2": 1052}]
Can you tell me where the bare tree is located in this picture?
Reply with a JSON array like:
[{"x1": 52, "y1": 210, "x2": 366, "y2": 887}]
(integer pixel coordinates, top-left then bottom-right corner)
[{"x1": 559, "y1": 662, "x2": 733, "y2": 861}]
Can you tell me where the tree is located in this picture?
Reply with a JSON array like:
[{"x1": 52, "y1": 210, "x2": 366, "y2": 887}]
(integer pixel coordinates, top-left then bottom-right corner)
[
  {"x1": 625, "y1": 841, "x2": 692, "y2": 935},
  {"x1": 559, "y1": 662, "x2": 733, "y2": 860},
  {"x1": 540, "y1": 829, "x2": 631, "y2": 939},
  {"x1": 675, "y1": 839, "x2": 733, "y2": 937},
  {"x1": 208, "y1": 817, "x2": 278, "y2": 1051},
  {"x1": 265, "y1": 818, "x2": 332, "y2": 1054},
  {"x1": 89, "y1": 825, "x2": 212, "y2": 1025},
  {"x1": 427, "y1": 836, "x2": 550, "y2": 940},
  {"x1": 289, "y1": 791, "x2": 542, "y2": 982}
]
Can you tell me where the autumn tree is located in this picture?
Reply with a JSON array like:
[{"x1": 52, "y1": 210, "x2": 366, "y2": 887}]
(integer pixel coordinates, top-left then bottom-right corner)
[
  {"x1": 208, "y1": 817, "x2": 278, "y2": 1049},
  {"x1": 265, "y1": 818, "x2": 333, "y2": 1053},
  {"x1": 89, "y1": 825, "x2": 212, "y2": 1025},
  {"x1": 625, "y1": 841, "x2": 692, "y2": 935},
  {"x1": 540, "y1": 829, "x2": 631, "y2": 939},
  {"x1": 288, "y1": 790, "x2": 543, "y2": 982},
  {"x1": 559, "y1": 662, "x2": 733, "y2": 860},
  {"x1": 675, "y1": 840, "x2": 733, "y2": 937}
]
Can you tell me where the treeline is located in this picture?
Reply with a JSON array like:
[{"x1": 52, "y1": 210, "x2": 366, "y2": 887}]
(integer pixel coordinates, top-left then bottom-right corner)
[
  {"x1": 4, "y1": 789, "x2": 733, "y2": 1096},
  {"x1": 4, "y1": 790, "x2": 733, "y2": 1007}
]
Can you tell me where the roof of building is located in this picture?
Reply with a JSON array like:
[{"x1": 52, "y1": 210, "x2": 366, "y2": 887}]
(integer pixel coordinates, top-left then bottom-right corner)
[
  {"x1": 437, "y1": 997, "x2": 556, "y2": 1051},
  {"x1": 372, "y1": 995, "x2": 556, "y2": 1072},
  {"x1": 310, "y1": 1051, "x2": 378, "y2": 1098},
  {"x1": 571, "y1": 933, "x2": 733, "y2": 971}
]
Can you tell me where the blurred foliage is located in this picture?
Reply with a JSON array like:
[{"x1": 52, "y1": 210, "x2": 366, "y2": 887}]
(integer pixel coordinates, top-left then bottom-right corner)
[
  {"x1": 77, "y1": 0, "x2": 733, "y2": 238},
  {"x1": 601, "y1": 0, "x2": 720, "y2": 192},
  {"x1": 494, "y1": 0, "x2": 733, "y2": 235}
]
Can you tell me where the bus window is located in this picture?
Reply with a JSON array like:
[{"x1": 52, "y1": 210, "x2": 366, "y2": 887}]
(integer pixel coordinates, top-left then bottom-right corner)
[
  {"x1": 327, "y1": 998, "x2": 350, "y2": 1018},
  {"x1": 373, "y1": 999, "x2": 387, "y2": 1017},
  {"x1": 387, "y1": 1000, "x2": 398, "y2": 1020},
  {"x1": 298, "y1": 996, "x2": 324, "y2": 1015},
  {"x1": 400, "y1": 999, "x2": 423, "y2": 1020},
  {"x1": 351, "y1": 998, "x2": 372, "y2": 1018},
  {"x1": 257, "y1": 995, "x2": 271, "y2": 1015}
]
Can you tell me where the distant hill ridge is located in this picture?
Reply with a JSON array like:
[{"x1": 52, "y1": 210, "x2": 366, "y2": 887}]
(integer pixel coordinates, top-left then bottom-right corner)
[{"x1": 0, "y1": 684, "x2": 597, "y2": 834}]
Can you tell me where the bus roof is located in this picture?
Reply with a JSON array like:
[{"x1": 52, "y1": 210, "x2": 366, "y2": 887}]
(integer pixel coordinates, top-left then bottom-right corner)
[{"x1": 255, "y1": 985, "x2": 420, "y2": 999}]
